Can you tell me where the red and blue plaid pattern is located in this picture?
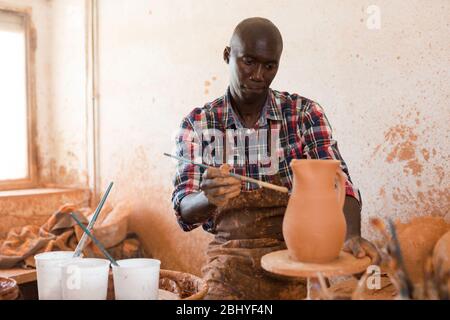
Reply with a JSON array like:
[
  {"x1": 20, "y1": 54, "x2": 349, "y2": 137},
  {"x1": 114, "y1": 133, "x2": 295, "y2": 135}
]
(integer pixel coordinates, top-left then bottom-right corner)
[{"x1": 172, "y1": 88, "x2": 361, "y2": 232}]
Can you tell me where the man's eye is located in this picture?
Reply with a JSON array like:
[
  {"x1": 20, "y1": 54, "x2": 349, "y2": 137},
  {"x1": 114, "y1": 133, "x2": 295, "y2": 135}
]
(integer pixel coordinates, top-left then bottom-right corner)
[
  {"x1": 266, "y1": 64, "x2": 276, "y2": 70},
  {"x1": 243, "y1": 58, "x2": 253, "y2": 65}
]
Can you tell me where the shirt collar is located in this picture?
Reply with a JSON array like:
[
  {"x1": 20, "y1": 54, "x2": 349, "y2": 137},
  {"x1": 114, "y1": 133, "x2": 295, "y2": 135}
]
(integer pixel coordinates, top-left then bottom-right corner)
[{"x1": 223, "y1": 87, "x2": 283, "y2": 129}]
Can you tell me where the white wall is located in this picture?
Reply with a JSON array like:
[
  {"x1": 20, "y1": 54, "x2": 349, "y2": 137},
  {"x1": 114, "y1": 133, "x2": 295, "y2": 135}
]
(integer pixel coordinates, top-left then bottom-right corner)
[{"x1": 39, "y1": 0, "x2": 88, "y2": 188}]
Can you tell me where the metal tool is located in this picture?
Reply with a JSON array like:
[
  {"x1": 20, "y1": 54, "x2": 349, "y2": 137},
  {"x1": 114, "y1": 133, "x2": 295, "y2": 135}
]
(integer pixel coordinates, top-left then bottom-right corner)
[
  {"x1": 73, "y1": 182, "x2": 114, "y2": 257},
  {"x1": 70, "y1": 213, "x2": 119, "y2": 267}
]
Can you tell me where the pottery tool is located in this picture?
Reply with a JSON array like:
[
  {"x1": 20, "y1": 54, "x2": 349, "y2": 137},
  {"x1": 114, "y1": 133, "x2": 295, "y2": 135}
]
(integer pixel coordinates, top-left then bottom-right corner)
[
  {"x1": 73, "y1": 182, "x2": 114, "y2": 258},
  {"x1": 163, "y1": 153, "x2": 288, "y2": 193},
  {"x1": 70, "y1": 213, "x2": 119, "y2": 267}
]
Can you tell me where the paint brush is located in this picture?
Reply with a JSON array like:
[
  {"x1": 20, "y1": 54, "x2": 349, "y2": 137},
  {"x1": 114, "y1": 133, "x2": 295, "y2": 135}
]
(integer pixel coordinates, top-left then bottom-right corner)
[
  {"x1": 163, "y1": 153, "x2": 289, "y2": 194},
  {"x1": 73, "y1": 182, "x2": 114, "y2": 258},
  {"x1": 70, "y1": 213, "x2": 119, "y2": 267}
]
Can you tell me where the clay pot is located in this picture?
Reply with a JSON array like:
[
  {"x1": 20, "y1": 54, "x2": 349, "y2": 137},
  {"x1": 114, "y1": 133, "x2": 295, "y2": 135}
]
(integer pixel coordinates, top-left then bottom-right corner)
[
  {"x1": 432, "y1": 230, "x2": 450, "y2": 292},
  {"x1": 0, "y1": 277, "x2": 20, "y2": 300},
  {"x1": 433, "y1": 230, "x2": 450, "y2": 269},
  {"x1": 159, "y1": 269, "x2": 208, "y2": 300},
  {"x1": 397, "y1": 216, "x2": 449, "y2": 284},
  {"x1": 283, "y1": 159, "x2": 347, "y2": 263}
]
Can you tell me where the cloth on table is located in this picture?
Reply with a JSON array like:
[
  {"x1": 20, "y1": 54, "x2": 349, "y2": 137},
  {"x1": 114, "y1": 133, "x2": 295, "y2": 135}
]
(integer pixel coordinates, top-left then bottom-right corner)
[{"x1": 0, "y1": 202, "x2": 144, "y2": 269}]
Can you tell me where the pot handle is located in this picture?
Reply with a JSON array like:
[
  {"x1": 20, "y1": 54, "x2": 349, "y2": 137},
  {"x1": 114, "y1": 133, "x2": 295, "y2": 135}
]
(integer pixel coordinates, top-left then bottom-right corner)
[{"x1": 335, "y1": 169, "x2": 347, "y2": 209}]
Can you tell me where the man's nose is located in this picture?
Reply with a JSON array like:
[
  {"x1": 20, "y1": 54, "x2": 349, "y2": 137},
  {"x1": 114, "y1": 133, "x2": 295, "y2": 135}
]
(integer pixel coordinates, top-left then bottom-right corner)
[{"x1": 251, "y1": 64, "x2": 264, "y2": 82}]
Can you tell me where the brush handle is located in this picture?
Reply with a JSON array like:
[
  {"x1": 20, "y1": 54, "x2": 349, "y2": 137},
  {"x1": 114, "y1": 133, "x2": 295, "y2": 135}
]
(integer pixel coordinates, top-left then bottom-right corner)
[
  {"x1": 164, "y1": 153, "x2": 289, "y2": 193},
  {"x1": 73, "y1": 182, "x2": 114, "y2": 258},
  {"x1": 230, "y1": 173, "x2": 289, "y2": 193}
]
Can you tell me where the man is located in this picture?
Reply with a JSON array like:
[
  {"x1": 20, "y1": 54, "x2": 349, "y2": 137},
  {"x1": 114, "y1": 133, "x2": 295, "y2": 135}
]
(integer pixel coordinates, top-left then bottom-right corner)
[{"x1": 171, "y1": 17, "x2": 378, "y2": 299}]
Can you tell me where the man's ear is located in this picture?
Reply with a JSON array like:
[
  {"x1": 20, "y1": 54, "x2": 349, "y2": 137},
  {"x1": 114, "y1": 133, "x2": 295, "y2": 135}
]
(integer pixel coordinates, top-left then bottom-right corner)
[{"x1": 223, "y1": 46, "x2": 230, "y2": 64}]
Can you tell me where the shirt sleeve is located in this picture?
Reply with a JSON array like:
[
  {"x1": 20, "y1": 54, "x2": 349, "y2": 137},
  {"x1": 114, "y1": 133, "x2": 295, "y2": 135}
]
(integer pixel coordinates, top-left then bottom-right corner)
[
  {"x1": 299, "y1": 100, "x2": 362, "y2": 207},
  {"x1": 171, "y1": 115, "x2": 208, "y2": 232}
]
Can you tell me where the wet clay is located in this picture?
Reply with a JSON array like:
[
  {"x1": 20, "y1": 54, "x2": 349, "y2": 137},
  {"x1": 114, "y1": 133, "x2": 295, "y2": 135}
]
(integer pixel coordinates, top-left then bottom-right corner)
[
  {"x1": 283, "y1": 159, "x2": 347, "y2": 263},
  {"x1": 397, "y1": 216, "x2": 450, "y2": 284},
  {"x1": 202, "y1": 182, "x2": 306, "y2": 300}
]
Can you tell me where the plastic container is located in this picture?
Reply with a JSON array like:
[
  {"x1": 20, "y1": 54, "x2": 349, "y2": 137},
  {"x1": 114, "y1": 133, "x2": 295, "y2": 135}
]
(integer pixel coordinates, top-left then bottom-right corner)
[
  {"x1": 34, "y1": 251, "x2": 76, "y2": 300},
  {"x1": 112, "y1": 258, "x2": 161, "y2": 300},
  {"x1": 61, "y1": 258, "x2": 110, "y2": 300}
]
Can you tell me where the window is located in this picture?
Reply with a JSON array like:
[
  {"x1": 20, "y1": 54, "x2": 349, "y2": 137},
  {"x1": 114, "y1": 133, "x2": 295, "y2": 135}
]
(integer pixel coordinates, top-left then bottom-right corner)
[{"x1": 0, "y1": 9, "x2": 36, "y2": 190}]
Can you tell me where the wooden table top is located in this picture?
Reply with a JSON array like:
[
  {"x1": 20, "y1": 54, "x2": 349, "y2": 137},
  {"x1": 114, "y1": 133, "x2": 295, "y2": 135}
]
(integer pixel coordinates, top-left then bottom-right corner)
[
  {"x1": 0, "y1": 268, "x2": 37, "y2": 284},
  {"x1": 261, "y1": 250, "x2": 371, "y2": 278}
]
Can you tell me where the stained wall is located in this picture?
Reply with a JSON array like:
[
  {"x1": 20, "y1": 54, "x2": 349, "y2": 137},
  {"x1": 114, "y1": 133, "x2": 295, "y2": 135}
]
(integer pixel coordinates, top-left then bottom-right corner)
[
  {"x1": 95, "y1": 0, "x2": 449, "y2": 274},
  {"x1": 1, "y1": 0, "x2": 448, "y2": 275}
]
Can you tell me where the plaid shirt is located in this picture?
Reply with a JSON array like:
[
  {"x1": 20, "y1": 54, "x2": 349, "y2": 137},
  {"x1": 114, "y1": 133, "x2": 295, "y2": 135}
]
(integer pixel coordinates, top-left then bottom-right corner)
[{"x1": 172, "y1": 88, "x2": 361, "y2": 232}]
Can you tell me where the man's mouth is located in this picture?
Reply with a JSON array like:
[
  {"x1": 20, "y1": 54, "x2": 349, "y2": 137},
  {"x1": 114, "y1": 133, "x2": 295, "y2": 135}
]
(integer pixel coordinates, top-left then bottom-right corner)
[{"x1": 244, "y1": 86, "x2": 266, "y2": 92}]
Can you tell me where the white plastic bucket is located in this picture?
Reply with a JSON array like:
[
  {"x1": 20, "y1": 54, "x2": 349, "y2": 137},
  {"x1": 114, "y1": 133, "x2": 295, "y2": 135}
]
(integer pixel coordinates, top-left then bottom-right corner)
[
  {"x1": 112, "y1": 258, "x2": 161, "y2": 300},
  {"x1": 61, "y1": 258, "x2": 110, "y2": 300},
  {"x1": 34, "y1": 251, "x2": 76, "y2": 300}
]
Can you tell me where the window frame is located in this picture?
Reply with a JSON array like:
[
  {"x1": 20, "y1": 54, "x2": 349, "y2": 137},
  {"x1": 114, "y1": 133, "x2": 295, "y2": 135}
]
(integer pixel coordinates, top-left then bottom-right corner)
[{"x1": 0, "y1": 6, "x2": 37, "y2": 191}]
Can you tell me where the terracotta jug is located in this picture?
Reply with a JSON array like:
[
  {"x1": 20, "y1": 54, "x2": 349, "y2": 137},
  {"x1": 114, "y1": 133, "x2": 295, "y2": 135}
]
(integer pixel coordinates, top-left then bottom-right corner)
[{"x1": 282, "y1": 159, "x2": 347, "y2": 263}]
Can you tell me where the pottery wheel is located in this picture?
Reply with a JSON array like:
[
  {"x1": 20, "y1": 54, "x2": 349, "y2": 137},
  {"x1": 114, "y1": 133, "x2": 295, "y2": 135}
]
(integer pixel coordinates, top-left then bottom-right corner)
[{"x1": 261, "y1": 250, "x2": 372, "y2": 278}]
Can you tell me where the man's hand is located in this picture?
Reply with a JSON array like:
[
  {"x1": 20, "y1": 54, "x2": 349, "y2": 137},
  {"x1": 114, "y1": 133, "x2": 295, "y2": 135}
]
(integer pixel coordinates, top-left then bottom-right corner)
[
  {"x1": 200, "y1": 164, "x2": 241, "y2": 207},
  {"x1": 343, "y1": 236, "x2": 381, "y2": 265}
]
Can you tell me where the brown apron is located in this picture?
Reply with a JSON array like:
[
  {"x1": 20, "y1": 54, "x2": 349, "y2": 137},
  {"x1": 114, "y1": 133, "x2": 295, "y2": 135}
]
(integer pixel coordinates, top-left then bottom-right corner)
[{"x1": 201, "y1": 178, "x2": 306, "y2": 300}]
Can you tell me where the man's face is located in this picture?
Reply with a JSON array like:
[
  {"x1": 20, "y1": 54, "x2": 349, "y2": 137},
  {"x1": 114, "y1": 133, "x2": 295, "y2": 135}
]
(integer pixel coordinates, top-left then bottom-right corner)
[{"x1": 225, "y1": 36, "x2": 282, "y2": 103}]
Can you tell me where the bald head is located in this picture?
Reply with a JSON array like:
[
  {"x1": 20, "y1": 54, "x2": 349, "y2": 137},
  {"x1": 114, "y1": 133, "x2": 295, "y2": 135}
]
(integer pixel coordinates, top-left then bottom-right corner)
[{"x1": 230, "y1": 17, "x2": 283, "y2": 55}]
